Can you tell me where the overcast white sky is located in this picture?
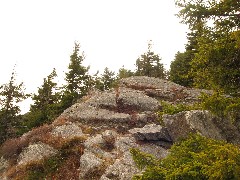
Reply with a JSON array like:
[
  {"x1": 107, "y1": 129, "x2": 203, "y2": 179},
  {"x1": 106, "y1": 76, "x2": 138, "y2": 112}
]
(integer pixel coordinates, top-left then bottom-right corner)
[{"x1": 0, "y1": 0, "x2": 188, "y2": 112}]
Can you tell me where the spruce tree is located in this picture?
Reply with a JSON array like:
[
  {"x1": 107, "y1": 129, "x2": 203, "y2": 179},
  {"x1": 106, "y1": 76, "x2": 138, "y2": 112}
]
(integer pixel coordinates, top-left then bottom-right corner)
[
  {"x1": 61, "y1": 42, "x2": 90, "y2": 109},
  {"x1": 175, "y1": 0, "x2": 240, "y2": 93},
  {"x1": 0, "y1": 69, "x2": 27, "y2": 143},
  {"x1": 135, "y1": 41, "x2": 166, "y2": 79},
  {"x1": 117, "y1": 66, "x2": 134, "y2": 79},
  {"x1": 22, "y1": 68, "x2": 60, "y2": 130},
  {"x1": 100, "y1": 67, "x2": 116, "y2": 91}
]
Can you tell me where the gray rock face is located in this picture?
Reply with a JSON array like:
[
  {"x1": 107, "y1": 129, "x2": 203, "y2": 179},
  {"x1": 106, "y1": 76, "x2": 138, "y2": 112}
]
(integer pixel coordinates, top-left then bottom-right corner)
[
  {"x1": 84, "y1": 134, "x2": 106, "y2": 156},
  {"x1": 51, "y1": 122, "x2": 83, "y2": 139},
  {"x1": 102, "y1": 130, "x2": 118, "y2": 146},
  {"x1": 139, "y1": 143, "x2": 169, "y2": 159},
  {"x1": 83, "y1": 130, "x2": 118, "y2": 162},
  {"x1": 100, "y1": 151, "x2": 140, "y2": 180},
  {"x1": 182, "y1": 88, "x2": 213, "y2": 104},
  {"x1": 119, "y1": 76, "x2": 213, "y2": 104},
  {"x1": 117, "y1": 88, "x2": 160, "y2": 112},
  {"x1": 62, "y1": 104, "x2": 131, "y2": 129},
  {"x1": 129, "y1": 124, "x2": 172, "y2": 142},
  {"x1": 0, "y1": 157, "x2": 8, "y2": 173},
  {"x1": 18, "y1": 142, "x2": 57, "y2": 166},
  {"x1": 101, "y1": 135, "x2": 169, "y2": 180},
  {"x1": 120, "y1": 76, "x2": 186, "y2": 101},
  {"x1": 115, "y1": 136, "x2": 138, "y2": 153},
  {"x1": 79, "y1": 150, "x2": 104, "y2": 180},
  {"x1": 61, "y1": 88, "x2": 160, "y2": 131},
  {"x1": 86, "y1": 91, "x2": 117, "y2": 110},
  {"x1": 163, "y1": 110, "x2": 225, "y2": 142},
  {"x1": 119, "y1": 76, "x2": 184, "y2": 91}
]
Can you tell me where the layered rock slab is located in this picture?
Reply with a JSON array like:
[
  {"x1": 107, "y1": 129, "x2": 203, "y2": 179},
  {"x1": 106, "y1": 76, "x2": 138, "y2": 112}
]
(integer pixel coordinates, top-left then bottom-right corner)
[
  {"x1": 129, "y1": 123, "x2": 172, "y2": 142},
  {"x1": 62, "y1": 104, "x2": 131, "y2": 128},
  {"x1": 163, "y1": 110, "x2": 236, "y2": 142},
  {"x1": 117, "y1": 88, "x2": 160, "y2": 112},
  {"x1": 119, "y1": 76, "x2": 213, "y2": 104}
]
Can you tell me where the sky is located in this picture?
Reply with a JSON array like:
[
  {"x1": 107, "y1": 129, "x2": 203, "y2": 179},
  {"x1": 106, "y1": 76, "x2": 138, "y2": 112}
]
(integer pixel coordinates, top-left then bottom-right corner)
[{"x1": 0, "y1": 0, "x2": 188, "y2": 113}]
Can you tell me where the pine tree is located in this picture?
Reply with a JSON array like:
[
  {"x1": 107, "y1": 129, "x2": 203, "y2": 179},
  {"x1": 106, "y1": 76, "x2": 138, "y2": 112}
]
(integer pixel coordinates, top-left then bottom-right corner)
[
  {"x1": 175, "y1": 0, "x2": 240, "y2": 93},
  {"x1": 117, "y1": 66, "x2": 134, "y2": 79},
  {"x1": 135, "y1": 41, "x2": 166, "y2": 79},
  {"x1": 61, "y1": 42, "x2": 90, "y2": 109},
  {"x1": 0, "y1": 69, "x2": 27, "y2": 143},
  {"x1": 100, "y1": 67, "x2": 116, "y2": 91},
  {"x1": 31, "y1": 68, "x2": 59, "y2": 111},
  {"x1": 22, "y1": 68, "x2": 60, "y2": 130}
]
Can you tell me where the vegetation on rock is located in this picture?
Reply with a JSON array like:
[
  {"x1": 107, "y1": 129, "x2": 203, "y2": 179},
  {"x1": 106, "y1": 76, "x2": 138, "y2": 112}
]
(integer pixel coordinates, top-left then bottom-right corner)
[{"x1": 131, "y1": 134, "x2": 240, "y2": 180}]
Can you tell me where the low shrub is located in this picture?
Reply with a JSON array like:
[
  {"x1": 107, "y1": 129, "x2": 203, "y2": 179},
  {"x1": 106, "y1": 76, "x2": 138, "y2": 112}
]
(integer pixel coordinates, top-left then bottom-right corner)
[
  {"x1": 0, "y1": 137, "x2": 29, "y2": 161},
  {"x1": 131, "y1": 134, "x2": 240, "y2": 180},
  {"x1": 4, "y1": 136, "x2": 85, "y2": 179}
]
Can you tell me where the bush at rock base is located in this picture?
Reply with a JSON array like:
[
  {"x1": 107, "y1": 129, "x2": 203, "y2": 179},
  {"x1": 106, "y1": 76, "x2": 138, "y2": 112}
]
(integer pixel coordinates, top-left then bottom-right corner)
[{"x1": 131, "y1": 134, "x2": 240, "y2": 180}]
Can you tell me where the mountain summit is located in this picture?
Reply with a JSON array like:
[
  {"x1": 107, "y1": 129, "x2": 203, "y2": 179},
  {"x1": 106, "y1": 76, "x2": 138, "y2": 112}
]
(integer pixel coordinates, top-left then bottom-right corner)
[{"x1": 1, "y1": 76, "x2": 239, "y2": 180}]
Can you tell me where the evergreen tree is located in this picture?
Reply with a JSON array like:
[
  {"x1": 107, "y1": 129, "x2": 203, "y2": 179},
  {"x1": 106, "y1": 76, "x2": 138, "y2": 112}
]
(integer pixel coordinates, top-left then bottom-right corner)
[
  {"x1": 169, "y1": 20, "x2": 204, "y2": 87},
  {"x1": 175, "y1": 0, "x2": 240, "y2": 94},
  {"x1": 89, "y1": 68, "x2": 116, "y2": 91},
  {"x1": 117, "y1": 66, "x2": 134, "y2": 79},
  {"x1": 0, "y1": 69, "x2": 27, "y2": 144},
  {"x1": 31, "y1": 68, "x2": 59, "y2": 111},
  {"x1": 135, "y1": 41, "x2": 166, "y2": 79},
  {"x1": 61, "y1": 42, "x2": 90, "y2": 109},
  {"x1": 100, "y1": 67, "x2": 116, "y2": 91},
  {"x1": 88, "y1": 71, "x2": 104, "y2": 91},
  {"x1": 21, "y1": 68, "x2": 60, "y2": 131},
  {"x1": 169, "y1": 51, "x2": 193, "y2": 87}
]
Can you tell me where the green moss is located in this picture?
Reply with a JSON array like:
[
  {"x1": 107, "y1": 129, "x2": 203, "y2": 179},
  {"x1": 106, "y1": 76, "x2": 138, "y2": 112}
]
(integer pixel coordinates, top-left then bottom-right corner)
[
  {"x1": 131, "y1": 134, "x2": 240, "y2": 180},
  {"x1": 157, "y1": 101, "x2": 201, "y2": 124}
]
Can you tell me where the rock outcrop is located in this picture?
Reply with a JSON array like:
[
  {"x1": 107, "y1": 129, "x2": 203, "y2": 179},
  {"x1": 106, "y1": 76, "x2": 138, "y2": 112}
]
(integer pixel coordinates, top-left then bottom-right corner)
[
  {"x1": 163, "y1": 110, "x2": 240, "y2": 144},
  {"x1": 1, "y1": 76, "x2": 239, "y2": 180},
  {"x1": 17, "y1": 142, "x2": 57, "y2": 166},
  {"x1": 129, "y1": 123, "x2": 171, "y2": 142}
]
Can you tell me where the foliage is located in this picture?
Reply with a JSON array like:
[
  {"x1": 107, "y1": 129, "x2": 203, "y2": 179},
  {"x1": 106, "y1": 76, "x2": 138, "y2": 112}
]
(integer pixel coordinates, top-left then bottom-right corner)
[
  {"x1": 174, "y1": 0, "x2": 240, "y2": 93},
  {"x1": 0, "y1": 70, "x2": 28, "y2": 144},
  {"x1": 200, "y1": 92, "x2": 240, "y2": 126},
  {"x1": 2, "y1": 126, "x2": 84, "y2": 179},
  {"x1": 135, "y1": 41, "x2": 166, "y2": 79},
  {"x1": 98, "y1": 67, "x2": 116, "y2": 91},
  {"x1": 61, "y1": 42, "x2": 90, "y2": 109},
  {"x1": 131, "y1": 134, "x2": 240, "y2": 180},
  {"x1": 130, "y1": 148, "x2": 157, "y2": 170},
  {"x1": 19, "y1": 69, "x2": 61, "y2": 133},
  {"x1": 86, "y1": 67, "x2": 117, "y2": 91},
  {"x1": 24, "y1": 137, "x2": 84, "y2": 180},
  {"x1": 169, "y1": 51, "x2": 193, "y2": 87},
  {"x1": 117, "y1": 66, "x2": 135, "y2": 79},
  {"x1": 157, "y1": 101, "x2": 201, "y2": 124},
  {"x1": 193, "y1": 30, "x2": 240, "y2": 93},
  {"x1": 26, "y1": 154, "x2": 62, "y2": 180}
]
